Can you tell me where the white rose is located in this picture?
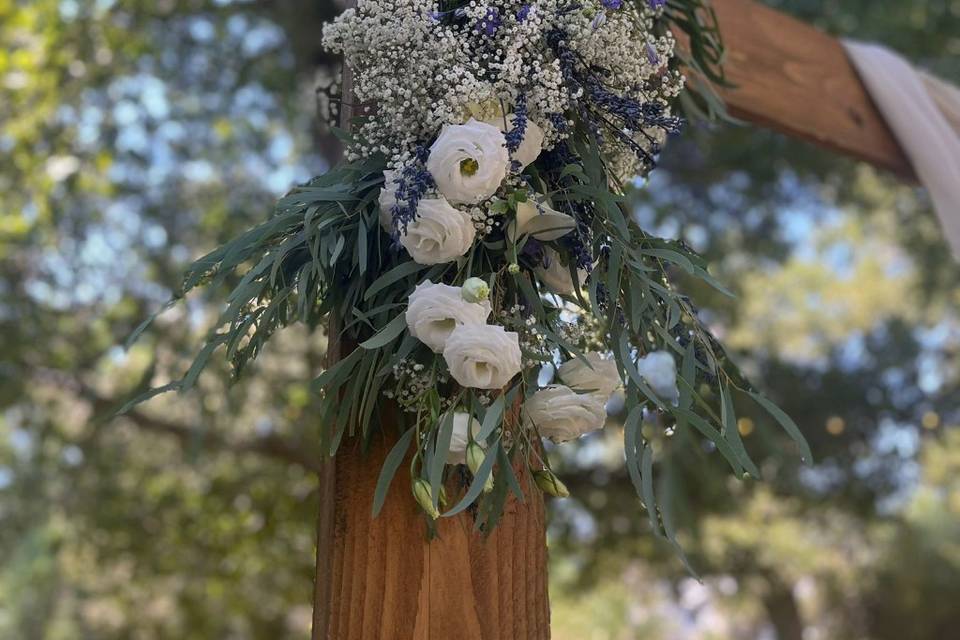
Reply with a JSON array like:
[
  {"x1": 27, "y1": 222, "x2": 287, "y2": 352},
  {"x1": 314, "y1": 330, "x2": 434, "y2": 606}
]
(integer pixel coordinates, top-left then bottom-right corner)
[
  {"x1": 636, "y1": 350, "x2": 679, "y2": 404},
  {"x1": 378, "y1": 169, "x2": 399, "y2": 231},
  {"x1": 443, "y1": 324, "x2": 522, "y2": 389},
  {"x1": 400, "y1": 197, "x2": 475, "y2": 264},
  {"x1": 506, "y1": 200, "x2": 575, "y2": 243},
  {"x1": 427, "y1": 118, "x2": 509, "y2": 204},
  {"x1": 522, "y1": 385, "x2": 607, "y2": 442},
  {"x1": 536, "y1": 248, "x2": 587, "y2": 295},
  {"x1": 484, "y1": 114, "x2": 545, "y2": 168},
  {"x1": 406, "y1": 280, "x2": 491, "y2": 353},
  {"x1": 557, "y1": 353, "x2": 621, "y2": 399},
  {"x1": 446, "y1": 412, "x2": 481, "y2": 464}
]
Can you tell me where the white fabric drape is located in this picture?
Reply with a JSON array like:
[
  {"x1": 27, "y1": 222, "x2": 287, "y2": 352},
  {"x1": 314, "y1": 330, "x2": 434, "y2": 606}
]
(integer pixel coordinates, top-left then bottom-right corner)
[{"x1": 843, "y1": 40, "x2": 960, "y2": 258}]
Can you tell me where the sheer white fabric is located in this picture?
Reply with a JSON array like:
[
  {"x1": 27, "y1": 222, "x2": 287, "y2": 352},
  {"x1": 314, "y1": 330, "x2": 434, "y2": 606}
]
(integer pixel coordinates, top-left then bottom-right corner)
[{"x1": 844, "y1": 40, "x2": 960, "y2": 258}]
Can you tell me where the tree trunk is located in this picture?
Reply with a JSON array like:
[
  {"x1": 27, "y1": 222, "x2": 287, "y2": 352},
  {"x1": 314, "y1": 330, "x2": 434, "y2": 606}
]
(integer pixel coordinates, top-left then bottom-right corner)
[
  {"x1": 760, "y1": 573, "x2": 805, "y2": 640},
  {"x1": 311, "y1": 421, "x2": 550, "y2": 640}
]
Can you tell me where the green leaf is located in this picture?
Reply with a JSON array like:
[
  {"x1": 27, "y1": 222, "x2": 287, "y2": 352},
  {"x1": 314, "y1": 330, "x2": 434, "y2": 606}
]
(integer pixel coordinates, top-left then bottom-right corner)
[
  {"x1": 749, "y1": 391, "x2": 813, "y2": 465},
  {"x1": 496, "y1": 445, "x2": 524, "y2": 501},
  {"x1": 429, "y1": 410, "x2": 456, "y2": 508},
  {"x1": 372, "y1": 428, "x2": 415, "y2": 517},
  {"x1": 363, "y1": 260, "x2": 427, "y2": 301},
  {"x1": 477, "y1": 393, "x2": 506, "y2": 441},
  {"x1": 675, "y1": 408, "x2": 744, "y2": 476},
  {"x1": 641, "y1": 445, "x2": 661, "y2": 536},
  {"x1": 679, "y1": 341, "x2": 696, "y2": 411},
  {"x1": 125, "y1": 297, "x2": 179, "y2": 349},
  {"x1": 721, "y1": 385, "x2": 760, "y2": 478},
  {"x1": 359, "y1": 313, "x2": 406, "y2": 350},
  {"x1": 623, "y1": 404, "x2": 645, "y2": 497},
  {"x1": 114, "y1": 381, "x2": 181, "y2": 417},
  {"x1": 442, "y1": 440, "x2": 499, "y2": 517},
  {"x1": 659, "y1": 463, "x2": 700, "y2": 579},
  {"x1": 641, "y1": 247, "x2": 695, "y2": 274}
]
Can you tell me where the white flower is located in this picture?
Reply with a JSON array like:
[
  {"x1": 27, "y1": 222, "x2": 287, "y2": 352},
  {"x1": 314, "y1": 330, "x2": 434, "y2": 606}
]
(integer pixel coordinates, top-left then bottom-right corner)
[
  {"x1": 506, "y1": 200, "x2": 575, "y2": 243},
  {"x1": 461, "y1": 277, "x2": 489, "y2": 303},
  {"x1": 400, "y1": 197, "x2": 476, "y2": 264},
  {"x1": 446, "y1": 412, "x2": 481, "y2": 464},
  {"x1": 426, "y1": 119, "x2": 509, "y2": 204},
  {"x1": 406, "y1": 280, "x2": 491, "y2": 353},
  {"x1": 483, "y1": 114, "x2": 545, "y2": 168},
  {"x1": 536, "y1": 248, "x2": 587, "y2": 295},
  {"x1": 636, "y1": 350, "x2": 679, "y2": 403},
  {"x1": 377, "y1": 169, "x2": 399, "y2": 231},
  {"x1": 523, "y1": 385, "x2": 607, "y2": 442},
  {"x1": 443, "y1": 324, "x2": 522, "y2": 389},
  {"x1": 557, "y1": 353, "x2": 621, "y2": 399}
]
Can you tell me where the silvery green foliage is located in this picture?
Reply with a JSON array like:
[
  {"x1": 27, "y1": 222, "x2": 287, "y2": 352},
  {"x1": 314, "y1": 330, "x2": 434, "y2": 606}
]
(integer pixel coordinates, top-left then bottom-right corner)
[{"x1": 126, "y1": 0, "x2": 808, "y2": 552}]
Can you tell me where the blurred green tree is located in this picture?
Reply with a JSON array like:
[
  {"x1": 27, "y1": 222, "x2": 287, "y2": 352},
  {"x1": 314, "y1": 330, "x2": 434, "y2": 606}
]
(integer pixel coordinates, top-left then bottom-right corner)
[{"x1": 1, "y1": 1, "x2": 958, "y2": 639}]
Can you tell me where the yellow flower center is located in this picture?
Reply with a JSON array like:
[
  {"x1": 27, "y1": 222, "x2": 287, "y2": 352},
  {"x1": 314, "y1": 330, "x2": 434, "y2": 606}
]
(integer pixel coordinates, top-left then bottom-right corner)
[{"x1": 459, "y1": 158, "x2": 479, "y2": 177}]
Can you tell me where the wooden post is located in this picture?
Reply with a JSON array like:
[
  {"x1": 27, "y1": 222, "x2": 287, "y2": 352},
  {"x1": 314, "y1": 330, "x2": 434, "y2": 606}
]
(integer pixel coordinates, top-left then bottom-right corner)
[
  {"x1": 312, "y1": 425, "x2": 550, "y2": 640},
  {"x1": 311, "y1": 8, "x2": 550, "y2": 633}
]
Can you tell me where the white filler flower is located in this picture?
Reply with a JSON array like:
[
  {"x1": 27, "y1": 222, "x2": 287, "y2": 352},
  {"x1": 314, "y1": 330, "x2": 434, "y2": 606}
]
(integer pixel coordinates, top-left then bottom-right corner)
[
  {"x1": 536, "y1": 248, "x2": 586, "y2": 295},
  {"x1": 557, "y1": 353, "x2": 622, "y2": 399},
  {"x1": 446, "y1": 412, "x2": 481, "y2": 464},
  {"x1": 636, "y1": 350, "x2": 679, "y2": 403},
  {"x1": 523, "y1": 385, "x2": 607, "y2": 442},
  {"x1": 400, "y1": 197, "x2": 476, "y2": 264},
  {"x1": 484, "y1": 114, "x2": 545, "y2": 168},
  {"x1": 443, "y1": 324, "x2": 522, "y2": 389},
  {"x1": 427, "y1": 118, "x2": 509, "y2": 204},
  {"x1": 406, "y1": 280, "x2": 491, "y2": 353}
]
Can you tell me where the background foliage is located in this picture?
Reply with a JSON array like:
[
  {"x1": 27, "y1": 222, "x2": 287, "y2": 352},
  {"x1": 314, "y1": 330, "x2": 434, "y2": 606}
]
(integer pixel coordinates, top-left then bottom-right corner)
[{"x1": 1, "y1": 0, "x2": 958, "y2": 638}]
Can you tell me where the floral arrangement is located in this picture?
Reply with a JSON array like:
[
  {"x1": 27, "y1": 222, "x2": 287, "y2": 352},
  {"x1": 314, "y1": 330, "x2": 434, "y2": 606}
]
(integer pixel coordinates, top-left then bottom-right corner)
[{"x1": 127, "y1": 0, "x2": 808, "y2": 545}]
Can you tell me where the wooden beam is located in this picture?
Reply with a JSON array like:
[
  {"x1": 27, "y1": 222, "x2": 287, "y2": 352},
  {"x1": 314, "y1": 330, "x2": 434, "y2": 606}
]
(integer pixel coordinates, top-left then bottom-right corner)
[{"x1": 707, "y1": 0, "x2": 917, "y2": 180}]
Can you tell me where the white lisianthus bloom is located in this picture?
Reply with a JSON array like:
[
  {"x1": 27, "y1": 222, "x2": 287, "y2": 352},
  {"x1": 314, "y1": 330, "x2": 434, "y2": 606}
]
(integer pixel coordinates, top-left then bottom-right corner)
[
  {"x1": 406, "y1": 281, "x2": 491, "y2": 353},
  {"x1": 557, "y1": 353, "x2": 621, "y2": 399},
  {"x1": 483, "y1": 114, "x2": 545, "y2": 168},
  {"x1": 446, "y1": 412, "x2": 481, "y2": 464},
  {"x1": 443, "y1": 325, "x2": 522, "y2": 389},
  {"x1": 427, "y1": 119, "x2": 509, "y2": 204},
  {"x1": 377, "y1": 169, "x2": 399, "y2": 231},
  {"x1": 400, "y1": 197, "x2": 476, "y2": 264},
  {"x1": 523, "y1": 385, "x2": 607, "y2": 442},
  {"x1": 636, "y1": 350, "x2": 679, "y2": 404},
  {"x1": 506, "y1": 200, "x2": 575, "y2": 243},
  {"x1": 536, "y1": 248, "x2": 587, "y2": 295}
]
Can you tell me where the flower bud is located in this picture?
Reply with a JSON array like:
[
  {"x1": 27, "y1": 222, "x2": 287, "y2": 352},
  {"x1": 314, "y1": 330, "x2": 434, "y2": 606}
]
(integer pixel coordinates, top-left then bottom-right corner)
[
  {"x1": 483, "y1": 473, "x2": 495, "y2": 494},
  {"x1": 412, "y1": 478, "x2": 440, "y2": 519},
  {"x1": 533, "y1": 469, "x2": 570, "y2": 498},
  {"x1": 508, "y1": 263, "x2": 521, "y2": 274},
  {"x1": 439, "y1": 485, "x2": 449, "y2": 508},
  {"x1": 461, "y1": 277, "x2": 490, "y2": 303},
  {"x1": 466, "y1": 441, "x2": 486, "y2": 475}
]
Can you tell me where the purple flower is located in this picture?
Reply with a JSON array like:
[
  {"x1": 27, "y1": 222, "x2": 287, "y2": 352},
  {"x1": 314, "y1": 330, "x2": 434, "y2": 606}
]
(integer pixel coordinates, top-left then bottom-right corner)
[
  {"x1": 601, "y1": 0, "x2": 622, "y2": 9},
  {"x1": 645, "y1": 42, "x2": 659, "y2": 65},
  {"x1": 648, "y1": 0, "x2": 667, "y2": 8},
  {"x1": 476, "y1": 7, "x2": 501, "y2": 37},
  {"x1": 516, "y1": 4, "x2": 531, "y2": 21}
]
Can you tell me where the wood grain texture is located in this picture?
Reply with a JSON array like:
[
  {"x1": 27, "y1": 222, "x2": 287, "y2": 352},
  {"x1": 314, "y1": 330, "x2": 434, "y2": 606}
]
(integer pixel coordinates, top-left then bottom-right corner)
[
  {"x1": 313, "y1": 421, "x2": 550, "y2": 640},
  {"x1": 707, "y1": 0, "x2": 917, "y2": 180}
]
